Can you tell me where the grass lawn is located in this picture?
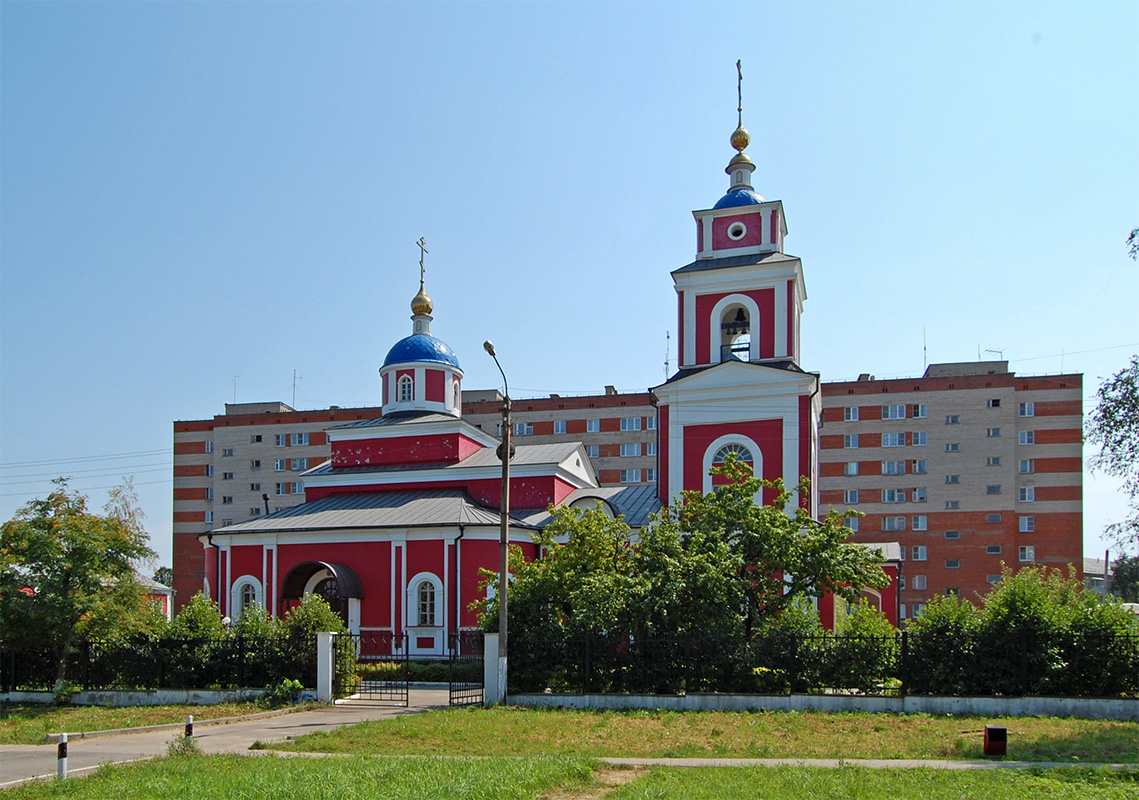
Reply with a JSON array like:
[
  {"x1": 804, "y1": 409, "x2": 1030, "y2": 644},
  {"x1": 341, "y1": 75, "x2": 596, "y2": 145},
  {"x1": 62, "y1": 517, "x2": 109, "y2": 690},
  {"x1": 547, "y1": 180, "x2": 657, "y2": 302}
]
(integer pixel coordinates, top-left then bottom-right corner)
[
  {"x1": 605, "y1": 765, "x2": 1139, "y2": 800},
  {"x1": 269, "y1": 706, "x2": 1139, "y2": 763},
  {"x1": 2, "y1": 753, "x2": 595, "y2": 800},
  {"x1": 0, "y1": 702, "x2": 286, "y2": 746}
]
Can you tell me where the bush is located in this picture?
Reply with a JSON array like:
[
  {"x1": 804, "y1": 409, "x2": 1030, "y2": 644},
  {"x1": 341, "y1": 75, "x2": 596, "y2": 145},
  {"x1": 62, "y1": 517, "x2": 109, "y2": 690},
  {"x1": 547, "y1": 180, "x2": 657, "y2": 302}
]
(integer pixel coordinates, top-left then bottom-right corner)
[{"x1": 259, "y1": 677, "x2": 304, "y2": 708}]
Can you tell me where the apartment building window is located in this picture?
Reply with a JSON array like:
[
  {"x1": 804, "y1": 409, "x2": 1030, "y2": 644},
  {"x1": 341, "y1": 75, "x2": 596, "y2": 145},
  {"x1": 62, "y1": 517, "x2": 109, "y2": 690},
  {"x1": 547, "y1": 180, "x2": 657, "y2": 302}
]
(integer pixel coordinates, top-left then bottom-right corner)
[
  {"x1": 882, "y1": 432, "x2": 905, "y2": 447},
  {"x1": 274, "y1": 459, "x2": 287, "y2": 472},
  {"x1": 945, "y1": 530, "x2": 960, "y2": 539},
  {"x1": 912, "y1": 515, "x2": 928, "y2": 531},
  {"x1": 844, "y1": 406, "x2": 859, "y2": 421},
  {"x1": 912, "y1": 459, "x2": 927, "y2": 474},
  {"x1": 646, "y1": 469, "x2": 657, "y2": 482},
  {"x1": 912, "y1": 488, "x2": 927, "y2": 502},
  {"x1": 250, "y1": 507, "x2": 261, "y2": 516},
  {"x1": 554, "y1": 420, "x2": 567, "y2": 435},
  {"x1": 898, "y1": 576, "x2": 906, "y2": 591},
  {"x1": 911, "y1": 432, "x2": 927, "y2": 446},
  {"x1": 912, "y1": 404, "x2": 928, "y2": 419},
  {"x1": 945, "y1": 501, "x2": 960, "y2": 509},
  {"x1": 946, "y1": 474, "x2": 959, "y2": 484},
  {"x1": 912, "y1": 603, "x2": 926, "y2": 616},
  {"x1": 1019, "y1": 546, "x2": 1035, "y2": 563},
  {"x1": 587, "y1": 445, "x2": 600, "y2": 458},
  {"x1": 882, "y1": 460, "x2": 906, "y2": 475},
  {"x1": 646, "y1": 442, "x2": 657, "y2": 456},
  {"x1": 206, "y1": 488, "x2": 214, "y2": 501},
  {"x1": 222, "y1": 448, "x2": 234, "y2": 457},
  {"x1": 986, "y1": 456, "x2": 1001, "y2": 466},
  {"x1": 250, "y1": 459, "x2": 261, "y2": 469},
  {"x1": 222, "y1": 496, "x2": 233, "y2": 504},
  {"x1": 1019, "y1": 431, "x2": 1035, "y2": 445},
  {"x1": 1019, "y1": 402, "x2": 1035, "y2": 417},
  {"x1": 912, "y1": 575, "x2": 927, "y2": 591},
  {"x1": 882, "y1": 488, "x2": 906, "y2": 504},
  {"x1": 844, "y1": 434, "x2": 859, "y2": 449},
  {"x1": 987, "y1": 398, "x2": 1001, "y2": 408},
  {"x1": 1019, "y1": 516, "x2": 1035, "y2": 532},
  {"x1": 513, "y1": 422, "x2": 534, "y2": 436},
  {"x1": 250, "y1": 434, "x2": 262, "y2": 443},
  {"x1": 647, "y1": 416, "x2": 658, "y2": 430},
  {"x1": 204, "y1": 511, "x2": 214, "y2": 523},
  {"x1": 222, "y1": 520, "x2": 233, "y2": 527},
  {"x1": 587, "y1": 419, "x2": 600, "y2": 433},
  {"x1": 912, "y1": 546, "x2": 927, "y2": 561},
  {"x1": 844, "y1": 517, "x2": 859, "y2": 532},
  {"x1": 987, "y1": 574, "x2": 1002, "y2": 584},
  {"x1": 1019, "y1": 459, "x2": 1035, "y2": 474},
  {"x1": 276, "y1": 482, "x2": 303, "y2": 495},
  {"x1": 290, "y1": 458, "x2": 308, "y2": 471},
  {"x1": 844, "y1": 490, "x2": 859, "y2": 504},
  {"x1": 620, "y1": 443, "x2": 641, "y2": 457},
  {"x1": 946, "y1": 415, "x2": 960, "y2": 425},
  {"x1": 205, "y1": 440, "x2": 214, "y2": 453},
  {"x1": 621, "y1": 417, "x2": 642, "y2": 431},
  {"x1": 275, "y1": 434, "x2": 287, "y2": 447},
  {"x1": 619, "y1": 469, "x2": 641, "y2": 483},
  {"x1": 986, "y1": 428, "x2": 1001, "y2": 437},
  {"x1": 844, "y1": 462, "x2": 859, "y2": 476},
  {"x1": 205, "y1": 464, "x2": 214, "y2": 477},
  {"x1": 945, "y1": 443, "x2": 960, "y2": 452},
  {"x1": 1019, "y1": 487, "x2": 1035, "y2": 502},
  {"x1": 986, "y1": 545, "x2": 1002, "y2": 555},
  {"x1": 250, "y1": 483, "x2": 261, "y2": 491},
  {"x1": 882, "y1": 404, "x2": 906, "y2": 420},
  {"x1": 899, "y1": 604, "x2": 907, "y2": 619},
  {"x1": 291, "y1": 433, "x2": 309, "y2": 446},
  {"x1": 883, "y1": 516, "x2": 906, "y2": 531},
  {"x1": 986, "y1": 513, "x2": 1003, "y2": 523},
  {"x1": 986, "y1": 485, "x2": 1001, "y2": 495},
  {"x1": 274, "y1": 483, "x2": 286, "y2": 495},
  {"x1": 223, "y1": 472, "x2": 234, "y2": 480},
  {"x1": 945, "y1": 559, "x2": 960, "y2": 569}
]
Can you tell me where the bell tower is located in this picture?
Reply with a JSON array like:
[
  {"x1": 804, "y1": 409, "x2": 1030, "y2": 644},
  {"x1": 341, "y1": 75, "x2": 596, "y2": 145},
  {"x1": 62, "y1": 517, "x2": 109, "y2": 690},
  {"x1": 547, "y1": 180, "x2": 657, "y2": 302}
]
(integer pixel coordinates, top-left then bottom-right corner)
[{"x1": 654, "y1": 64, "x2": 819, "y2": 511}]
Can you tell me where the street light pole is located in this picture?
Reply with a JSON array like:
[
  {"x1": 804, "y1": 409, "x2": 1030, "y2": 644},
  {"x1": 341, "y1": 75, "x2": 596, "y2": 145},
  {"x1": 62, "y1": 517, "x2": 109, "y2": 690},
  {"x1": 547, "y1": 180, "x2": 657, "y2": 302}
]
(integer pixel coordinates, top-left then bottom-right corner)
[{"x1": 483, "y1": 340, "x2": 510, "y2": 704}]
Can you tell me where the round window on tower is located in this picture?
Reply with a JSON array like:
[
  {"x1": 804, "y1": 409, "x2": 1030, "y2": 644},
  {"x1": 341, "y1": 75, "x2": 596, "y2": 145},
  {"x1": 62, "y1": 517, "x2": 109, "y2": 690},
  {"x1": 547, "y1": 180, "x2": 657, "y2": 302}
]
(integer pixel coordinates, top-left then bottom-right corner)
[{"x1": 727, "y1": 222, "x2": 747, "y2": 241}]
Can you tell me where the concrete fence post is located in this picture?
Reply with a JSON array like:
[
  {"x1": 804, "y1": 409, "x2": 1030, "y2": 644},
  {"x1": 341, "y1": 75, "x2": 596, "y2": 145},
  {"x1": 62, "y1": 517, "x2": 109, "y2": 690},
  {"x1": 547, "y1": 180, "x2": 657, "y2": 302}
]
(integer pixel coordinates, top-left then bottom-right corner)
[
  {"x1": 483, "y1": 633, "x2": 500, "y2": 707},
  {"x1": 316, "y1": 632, "x2": 337, "y2": 703}
]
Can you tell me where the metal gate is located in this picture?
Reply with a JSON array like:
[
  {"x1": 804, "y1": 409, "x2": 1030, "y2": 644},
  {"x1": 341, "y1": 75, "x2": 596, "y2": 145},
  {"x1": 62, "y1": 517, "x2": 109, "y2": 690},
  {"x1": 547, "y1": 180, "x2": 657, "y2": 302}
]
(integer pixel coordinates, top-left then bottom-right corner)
[
  {"x1": 448, "y1": 631, "x2": 484, "y2": 707},
  {"x1": 335, "y1": 632, "x2": 409, "y2": 705}
]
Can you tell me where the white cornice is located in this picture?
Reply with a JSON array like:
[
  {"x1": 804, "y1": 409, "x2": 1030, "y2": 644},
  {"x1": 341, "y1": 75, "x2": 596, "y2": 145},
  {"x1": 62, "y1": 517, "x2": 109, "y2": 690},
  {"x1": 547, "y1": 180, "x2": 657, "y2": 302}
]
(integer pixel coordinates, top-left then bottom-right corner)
[{"x1": 329, "y1": 419, "x2": 498, "y2": 447}]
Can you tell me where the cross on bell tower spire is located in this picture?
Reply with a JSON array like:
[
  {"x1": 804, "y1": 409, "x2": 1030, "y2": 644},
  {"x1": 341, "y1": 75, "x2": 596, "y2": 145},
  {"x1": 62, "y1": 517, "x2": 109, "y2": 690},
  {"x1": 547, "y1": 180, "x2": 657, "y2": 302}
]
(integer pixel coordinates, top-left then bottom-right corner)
[{"x1": 410, "y1": 237, "x2": 434, "y2": 334}]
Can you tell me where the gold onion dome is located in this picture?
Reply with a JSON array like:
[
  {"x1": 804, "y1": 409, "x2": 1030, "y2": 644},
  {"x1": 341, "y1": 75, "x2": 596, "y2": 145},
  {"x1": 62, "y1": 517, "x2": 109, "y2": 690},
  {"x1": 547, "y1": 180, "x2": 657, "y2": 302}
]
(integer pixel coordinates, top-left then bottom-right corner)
[
  {"x1": 731, "y1": 123, "x2": 750, "y2": 153},
  {"x1": 411, "y1": 283, "x2": 433, "y2": 315}
]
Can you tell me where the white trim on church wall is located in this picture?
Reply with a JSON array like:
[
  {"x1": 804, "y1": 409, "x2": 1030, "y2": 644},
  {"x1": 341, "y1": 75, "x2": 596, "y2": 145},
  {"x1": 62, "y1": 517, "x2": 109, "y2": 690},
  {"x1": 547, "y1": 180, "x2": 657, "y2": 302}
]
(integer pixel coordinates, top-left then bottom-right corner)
[
  {"x1": 230, "y1": 574, "x2": 263, "y2": 618},
  {"x1": 708, "y1": 293, "x2": 762, "y2": 364}
]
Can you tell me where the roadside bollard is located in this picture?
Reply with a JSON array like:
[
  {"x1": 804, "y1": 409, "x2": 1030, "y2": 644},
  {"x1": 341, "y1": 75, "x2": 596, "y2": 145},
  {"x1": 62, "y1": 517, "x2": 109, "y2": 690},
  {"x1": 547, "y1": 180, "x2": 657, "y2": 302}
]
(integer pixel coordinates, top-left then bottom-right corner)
[
  {"x1": 983, "y1": 725, "x2": 1007, "y2": 756},
  {"x1": 57, "y1": 732, "x2": 68, "y2": 779},
  {"x1": 185, "y1": 715, "x2": 194, "y2": 738}
]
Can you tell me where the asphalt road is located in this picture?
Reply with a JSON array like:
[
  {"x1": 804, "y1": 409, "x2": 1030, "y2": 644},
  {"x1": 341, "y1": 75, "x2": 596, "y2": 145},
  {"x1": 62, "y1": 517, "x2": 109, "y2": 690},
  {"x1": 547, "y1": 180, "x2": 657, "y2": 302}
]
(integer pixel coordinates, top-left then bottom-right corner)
[{"x1": 0, "y1": 689, "x2": 451, "y2": 788}]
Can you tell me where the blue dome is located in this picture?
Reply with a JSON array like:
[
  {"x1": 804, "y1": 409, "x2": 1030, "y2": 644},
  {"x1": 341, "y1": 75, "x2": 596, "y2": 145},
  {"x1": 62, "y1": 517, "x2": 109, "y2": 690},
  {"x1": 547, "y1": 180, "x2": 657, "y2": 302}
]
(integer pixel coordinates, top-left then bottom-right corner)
[
  {"x1": 713, "y1": 187, "x2": 764, "y2": 209},
  {"x1": 382, "y1": 334, "x2": 462, "y2": 369}
]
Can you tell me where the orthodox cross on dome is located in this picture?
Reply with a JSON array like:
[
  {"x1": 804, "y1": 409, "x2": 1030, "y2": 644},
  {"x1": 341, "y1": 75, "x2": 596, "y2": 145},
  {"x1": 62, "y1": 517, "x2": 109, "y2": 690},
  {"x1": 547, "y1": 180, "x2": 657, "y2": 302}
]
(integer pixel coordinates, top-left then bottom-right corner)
[
  {"x1": 736, "y1": 59, "x2": 743, "y2": 129},
  {"x1": 417, "y1": 237, "x2": 429, "y2": 286}
]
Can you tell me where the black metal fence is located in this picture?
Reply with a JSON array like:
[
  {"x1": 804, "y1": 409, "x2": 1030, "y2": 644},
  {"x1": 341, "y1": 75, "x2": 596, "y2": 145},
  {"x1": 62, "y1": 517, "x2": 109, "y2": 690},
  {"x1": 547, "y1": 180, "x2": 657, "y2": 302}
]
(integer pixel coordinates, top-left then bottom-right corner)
[
  {"x1": 334, "y1": 632, "x2": 408, "y2": 704},
  {"x1": 1, "y1": 636, "x2": 303, "y2": 693},
  {"x1": 509, "y1": 630, "x2": 1139, "y2": 698},
  {"x1": 448, "y1": 630, "x2": 485, "y2": 707}
]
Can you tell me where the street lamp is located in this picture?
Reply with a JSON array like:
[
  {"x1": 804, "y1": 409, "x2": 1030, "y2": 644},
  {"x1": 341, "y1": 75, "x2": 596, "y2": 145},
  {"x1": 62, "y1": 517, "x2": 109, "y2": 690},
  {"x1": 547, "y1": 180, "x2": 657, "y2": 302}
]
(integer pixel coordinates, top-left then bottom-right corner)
[{"x1": 483, "y1": 340, "x2": 511, "y2": 704}]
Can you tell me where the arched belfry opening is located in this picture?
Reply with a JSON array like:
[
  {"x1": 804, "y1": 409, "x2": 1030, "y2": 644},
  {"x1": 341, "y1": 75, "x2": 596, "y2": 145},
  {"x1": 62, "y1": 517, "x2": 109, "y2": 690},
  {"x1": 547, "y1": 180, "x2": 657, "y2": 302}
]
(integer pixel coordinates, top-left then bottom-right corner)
[{"x1": 720, "y1": 304, "x2": 751, "y2": 362}]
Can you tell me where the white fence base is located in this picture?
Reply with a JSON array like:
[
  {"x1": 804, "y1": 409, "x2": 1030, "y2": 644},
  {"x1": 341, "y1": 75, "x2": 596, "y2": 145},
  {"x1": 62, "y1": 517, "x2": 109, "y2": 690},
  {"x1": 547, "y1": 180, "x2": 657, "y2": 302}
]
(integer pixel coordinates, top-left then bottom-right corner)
[{"x1": 510, "y1": 692, "x2": 1138, "y2": 721}]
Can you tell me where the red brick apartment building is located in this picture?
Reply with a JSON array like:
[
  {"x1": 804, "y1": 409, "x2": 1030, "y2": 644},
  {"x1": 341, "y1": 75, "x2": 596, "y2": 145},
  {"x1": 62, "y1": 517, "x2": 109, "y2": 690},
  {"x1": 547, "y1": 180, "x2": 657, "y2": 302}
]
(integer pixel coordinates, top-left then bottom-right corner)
[{"x1": 818, "y1": 362, "x2": 1082, "y2": 619}]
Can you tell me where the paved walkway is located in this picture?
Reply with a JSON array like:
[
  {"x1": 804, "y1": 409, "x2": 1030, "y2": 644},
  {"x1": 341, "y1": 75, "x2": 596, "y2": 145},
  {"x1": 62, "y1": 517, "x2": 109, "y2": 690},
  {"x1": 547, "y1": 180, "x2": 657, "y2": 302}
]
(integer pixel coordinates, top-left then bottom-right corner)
[{"x1": 0, "y1": 690, "x2": 450, "y2": 788}]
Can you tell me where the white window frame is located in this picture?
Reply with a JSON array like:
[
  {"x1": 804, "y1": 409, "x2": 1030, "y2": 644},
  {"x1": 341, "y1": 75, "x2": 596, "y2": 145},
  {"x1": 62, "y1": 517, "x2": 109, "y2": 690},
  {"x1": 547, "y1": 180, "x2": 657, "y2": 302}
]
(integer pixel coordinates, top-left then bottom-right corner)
[
  {"x1": 406, "y1": 572, "x2": 443, "y2": 627},
  {"x1": 554, "y1": 420, "x2": 567, "y2": 435},
  {"x1": 1019, "y1": 431, "x2": 1035, "y2": 445},
  {"x1": 586, "y1": 419, "x2": 600, "y2": 433},
  {"x1": 1019, "y1": 459, "x2": 1035, "y2": 474},
  {"x1": 1019, "y1": 546, "x2": 1035, "y2": 563},
  {"x1": 945, "y1": 474, "x2": 960, "y2": 484},
  {"x1": 912, "y1": 460, "x2": 927, "y2": 474},
  {"x1": 646, "y1": 442, "x2": 657, "y2": 456},
  {"x1": 620, "y1": 417, "x2": 642, "y2": 432},
  {"x1": 946, "y1": 415, "x2": 960, "y2": 425},
  {"x1": 986, "y1": 484, "x2": 1001, "y2": 495},
  {"x1": 987, "y1": 456, "x2": 1001, "y2": 466},
  {"x1": 290, "y1": 458, "x2": 308, "y2": 471},
  {"x1": 1019, "y1": 515, "x2": 1035, "y2": 532},
  {"x1": 912, "y1": 404, "x2": 928, "y2": 419},
  {"x1": 512, "y1": 422, "x2": 534, "y2": 436},
  {"x1": 986, "y1": 545, "x2": 1003, "y2": 555},
  {"x1": 844, "y1": 434, "x2": 859, "y2": 449},
  {"x1": 912, "y1": 575, "x2": 927, "y2": 591},
  {"x1": 844, "y1": 489, "x2": 859, "y2": 504},
  {"x1": 230, "y1": 576, "x2": 263, "y2": 620},
  {"x1": 844, "y1": 461, "x2": 859, "y2": 476},
  {"x1": 275, "y1": 434, "x2": 287, "y2": 447},
  {"x1": 844, "y1": 406, "x2": 859, "y2": 422},
  {"x1": 986, "y1": 427, "x2": 1001, "y2": 438},
  {"x1": 945, "y1": 501, "x2": 960, "y2": 509},
  {"x1": 912, "y1": 515, "x2": 928, "y2": 531},
  {"x1": 646, "y1": 468, "x2": 657, "y2": 483},
  {"x1": 647, "y1": 416, "x2": 657, "y2": 431},
  {"x1": 882, "y1": 460, "x2": 906, "y2": 475},
  {"x1": 882, "y1": 488, "x2": 906, "y2": 504},
  {"x1": 1018, "y1": 402, "x2": 1035, "y2": 417},
  {"x1": 912, "y1": 545, "x2": 927, "y2": 561},
  {"x1": 620, "y1": 443, "x2": 642, "y2": 457},
  {"x1": 619, "y1": 469, "x2": 641, "y2": 484},
  {"x1": 1019, "y1": 487, "x2": 1035, "y2": 502},
  {"x1": 398, "y1": 374, "x2": 414, "y2": 403},
  {"x1": 844, "y1": 517, "x2": 859, "y2": 532},
  {"x1": 586, "y1": 444, "x2": 600, "y2": 458},
  {"x1": 911, "y1": 432, "x2": 927, "y2": 446},
  {"x1": 204, "y1": 511, "x2": 214, "y2": 523},
  {"x1": 987, "y1": 398, "x2": 1001, "y2": 408},
  {"x1": 882, "y1": 432, "x2": 905, "y2": 448},
  {"x1": 945, "y1": 443, "x2": 960, "y2": 452},
  {"x1": 945, "y1": 559, "x2": 961, "y2": 569},
  {"x1": 274, "y1": 459, "x2": 287, "y2": 472},
  {"x1": 883, "y1": 516, "x2": 906, "y2": 531},
  {"x1": 912, "y1": 488, "x2": 927, "y2": 503},
  {"x1": 882, "y1": 404, "x2": 906, "y2": 420},
  {"x1": 205, "y1": 440, "x2": 214, "y2": 453}
]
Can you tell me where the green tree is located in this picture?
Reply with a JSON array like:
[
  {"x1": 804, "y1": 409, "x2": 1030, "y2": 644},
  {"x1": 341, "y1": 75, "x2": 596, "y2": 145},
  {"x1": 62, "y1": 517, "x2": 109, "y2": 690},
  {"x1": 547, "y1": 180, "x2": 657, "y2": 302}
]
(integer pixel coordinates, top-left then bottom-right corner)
[
  {"x1": 0, "y1": 480, "x2": 156, "y2": 690},
  {"x1": 1086, "y1": 355, "x2": 1139, "y2": 550},
  {"x1": 668, "y1": 458, "x2": 888, "y2": 635},
  {"x1": 153, "y1": 566, "x2": 174, "y2": 587},
  {"x1": 1111, "y1": 555, "x2": 1139, "y2": 603},
  {"x1": 168, "y1": 592, "x2": 226, "y2": 639}
]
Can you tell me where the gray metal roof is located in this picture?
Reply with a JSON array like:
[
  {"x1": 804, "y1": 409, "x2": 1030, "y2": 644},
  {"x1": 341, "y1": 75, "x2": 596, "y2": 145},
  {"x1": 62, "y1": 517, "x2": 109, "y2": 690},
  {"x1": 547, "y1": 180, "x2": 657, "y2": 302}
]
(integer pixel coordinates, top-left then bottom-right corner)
[
  {"x1": 213, "y1": 490, "x2": 512, "y2": 534},
  {"x1": 672, "y1": 251, "x2": 799, "y2": 275},
  {"x1": 515, "y1": 484, "x2": 662, "y2": 529}
]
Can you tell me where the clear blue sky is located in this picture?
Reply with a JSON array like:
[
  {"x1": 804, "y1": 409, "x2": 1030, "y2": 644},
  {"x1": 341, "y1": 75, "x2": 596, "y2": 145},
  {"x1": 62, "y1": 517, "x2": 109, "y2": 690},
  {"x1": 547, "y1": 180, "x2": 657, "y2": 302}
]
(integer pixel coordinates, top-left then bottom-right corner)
[{"x1": 2, "y1": 2, "x2": 1136, "y2": 568}]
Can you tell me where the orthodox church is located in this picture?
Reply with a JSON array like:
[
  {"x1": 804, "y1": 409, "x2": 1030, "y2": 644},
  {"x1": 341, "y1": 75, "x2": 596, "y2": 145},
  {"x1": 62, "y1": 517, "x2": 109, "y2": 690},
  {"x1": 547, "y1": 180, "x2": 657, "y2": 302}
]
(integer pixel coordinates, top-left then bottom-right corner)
[{"x1": 201, "y1": 106, "x2": 897, "y2": 654}]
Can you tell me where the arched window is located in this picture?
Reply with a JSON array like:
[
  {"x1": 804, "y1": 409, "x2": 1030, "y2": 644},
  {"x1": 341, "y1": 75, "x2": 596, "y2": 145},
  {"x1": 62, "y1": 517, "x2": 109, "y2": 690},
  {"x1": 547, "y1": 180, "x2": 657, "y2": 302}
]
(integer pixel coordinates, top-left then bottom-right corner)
[
  {"x1": 712, "y1": 443, "x2": 754, "y2": 465},
  {"x1": 452, "y1": 380, "x2": 461, "y2": 411},
  {"x1": 720, "y1": 305, "x2": 751, "y2": 362},
  {"x1": 417, "y1": 581, "x2": 436, "y2": 627},
  {"x1": 240, "y1": 583, "x2": 257, "y2": 616},
  {"x1": 230, "y1": 576, "x2": 263, "y2": 621},
  {"x1": 398, "y1": 374, "x2": 414, "y2": 402}
]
